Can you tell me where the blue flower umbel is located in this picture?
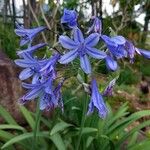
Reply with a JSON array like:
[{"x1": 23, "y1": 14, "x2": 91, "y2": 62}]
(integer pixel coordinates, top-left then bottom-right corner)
[
  {"x1": 87, "y1": 79, "x2": 108, "y2": 119},
  {"x1": 15, "y1": 23, "x2": 46, "y2": 46},
  {"x1": 61, "y1": 8, "x2": 78, "y2": 28},
  {"x1": 59, "y1": 27, "x2": 106, "y2": 74}
]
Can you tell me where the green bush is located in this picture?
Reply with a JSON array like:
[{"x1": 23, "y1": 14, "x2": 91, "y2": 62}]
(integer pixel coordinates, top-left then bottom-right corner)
[
  {"x1": 118, "y1": 66, "x2": 140, "y2": 85},
  {"x1": 0, "y1": 22, "x2": 18, "y2": 59}
]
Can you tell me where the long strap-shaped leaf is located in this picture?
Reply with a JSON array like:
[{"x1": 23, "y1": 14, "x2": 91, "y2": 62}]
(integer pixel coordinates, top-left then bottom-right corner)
[
  {"x1": 0, "y1": 105, "x2": 18, "y2": 125},
  {"x1": 116, "y1": 120, "x2": 150, "y2": 148},
  {"x1": 20, "y1": 106, "x2": 35, "y2": 130},
  {"x1": 107, "y1": 110, "x2": 150, "y2": 136},
  {"x1": 1, "y1": 131, "x2": 49, "y2": 149}
]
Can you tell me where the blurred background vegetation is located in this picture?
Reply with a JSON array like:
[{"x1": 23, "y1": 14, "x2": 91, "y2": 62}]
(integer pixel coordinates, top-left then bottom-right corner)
[{"x1": 0, "y1": 0, "x2": 150, "y2": 149}]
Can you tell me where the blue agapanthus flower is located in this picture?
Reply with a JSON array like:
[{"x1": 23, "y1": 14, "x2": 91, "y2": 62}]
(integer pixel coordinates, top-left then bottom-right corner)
[
  {"x1": 61, "y1": 8, "x2": 78, "y2": 28},
  {"x1": 39, "y1": 79, "x2": 64, "y2": 111},
  {"x1": 103, "y1": 78, "x2": 117, "y2": 96},
  {"x1": 15, "y1": 53, "x2": 60, "y2": 83},
  {"x1": 19, "y1": 78, "x2": 64, "y2": 111},
  {"x1": 87, "y1": 16, "x2": 102, "y2": 34},
  {"x1": 15, "y1": 23, "x2": 46, "y2": 46},
  {"x1": 87, "y1": 79, "x2": 108, "y2": 119},
  {"x1": 101, "y1": 35, "x2": 126, "y2": 71},
  {"x1": 59, "y1": 27, "x2": 106, "y2": 74},
  {"x1": 125, "y1": 40, "x2": 150, "y2": 61}
]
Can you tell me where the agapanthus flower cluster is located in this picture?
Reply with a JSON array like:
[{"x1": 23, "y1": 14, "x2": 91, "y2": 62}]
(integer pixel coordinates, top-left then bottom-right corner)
[{"x1": 15, "y1": 9, "x2": 150, "y2": 118}]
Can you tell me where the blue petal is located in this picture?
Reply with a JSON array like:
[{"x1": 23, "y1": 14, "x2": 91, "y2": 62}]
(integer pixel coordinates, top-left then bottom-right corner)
[
  {"x1": 20, "y1": 38, "x2": 29, "y2": 46},
  {"x1": 73, "y1": 28, "x2": 84, "y2": 43},
  {"x1": 111, "y1": 36, "x2": 126, "y2": 45},
  {"x1": 15, "y1": 59, "x2": 37, "y2": 68},
  {"x1": 22, "y1": 82, "x2": 40, "y2": 89},
  {"x1": 87, "y1": 100, "x2": 94, "y2": 115},
  {"x1": 68, "y1": 20, "x2": 77, "y2": 28},
  {"x1": 105, "y1": 56, "x2": 118, "y2": 71},
  {"x1": 39, "y1": 93, "x2": 54, "y2": 110},
  {"x1": 138, "y1": 49, "x2": 150, "y2": 59},
  {"x1": 91, "y1": 79, "x2": 108, "y2": 118},
  {"x1": 17, "y1": 43, "x2": 47, "y2": 56},
  {"x1": 15, "y1": 29, "x2": 26, "y2": 36},
  {"x1": 59, "y1": 49, "x2": 78, "y2": 64},
  {"x1": 80, "y1": 55, "x2": 91, "y2": 74},
  {"x1": 86, "y1": 47, "x2": 106, "y2": 59},
  {"x1": 59, "y1": 35, "x2": 78, "y2": 49},
  {"x1": 85, "y1": 33, "x2": 100, "y2": 47},
  {"x1": 61, "y1": 9, "x2": 77, "y2": 23},
  {"x1": 25, "y1": 87, "x2": 43, "y2": 100},
  {"x1": 19, "y1": 68, "x2": 34, "y2": 80},
  {"x1": 101, "y1": 35, "x2": 117, "y2": 47},
  {"x1": 32, "y1": 73, "x2": 40, "y2": 84}
]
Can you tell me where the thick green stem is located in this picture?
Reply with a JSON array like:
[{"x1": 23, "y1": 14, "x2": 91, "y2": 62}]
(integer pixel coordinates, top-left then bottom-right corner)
[
  {"x1": 32, "y1": 100, "x2": 41, "y2": 150},
  {"x1": 76, "y1": 73, "x2": 88, "y2": 150}
]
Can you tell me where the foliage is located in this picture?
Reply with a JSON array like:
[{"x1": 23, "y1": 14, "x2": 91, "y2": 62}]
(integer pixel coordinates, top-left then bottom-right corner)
[
  {"x1": 0, "y1": 22, "x2": 18, "y2": 59},
  {"x1": 118, "y1": 66, "x2": 140, "y2": 85},
  {"x1": 0, "y1": 96, "x2": 150, "y2": 150}
]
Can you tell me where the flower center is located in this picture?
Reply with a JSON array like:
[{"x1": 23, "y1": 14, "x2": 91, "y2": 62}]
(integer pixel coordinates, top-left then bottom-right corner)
[{"x1": 78, "y1": 43, "x2": 86, "y2": 56}]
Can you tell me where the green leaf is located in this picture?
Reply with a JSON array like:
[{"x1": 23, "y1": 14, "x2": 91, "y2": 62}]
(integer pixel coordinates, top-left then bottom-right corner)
[
  {"x1": 0, "y1": 130, "x2": 14, "y2": 141},
  {"x1": 76, "y1": 127, "x2": 97, "y2": 135},
  {"x1": 116, "y1": 120, "x2": 150, "y2": 147},
  {"x1": 0, "y1": 105, "x2": 17, "y2": 125},
  {"x1": 1, "y1": 131, "x2": 49, "y2": 149},
  {"x1": 107, "y1": 102, "x2": 129, "y2": 128},
  {"x1": 50, "y1": 133, "x2": 66, "y2": 150},
  {"x1": 128, "y1": 140, "x2": 150, "y2": 150},
  {"x1": 86, "y1": 136, "x2": 94, "y2": 148},
  {"x1": 50, "y1": 121, "x2": 72, "y2": 135},
  {"x1": 20, "y1": 106, "x2": 35, "y2": 129},
  {"x1": 128, "y1": 131, "x2": 138, "y2": 147},
  {"x1": 0, "y1": 124, "x2": 25, "y2": 131},
  {"x1": 107, "y1": 110, "x2": 150, "y2": 137}
]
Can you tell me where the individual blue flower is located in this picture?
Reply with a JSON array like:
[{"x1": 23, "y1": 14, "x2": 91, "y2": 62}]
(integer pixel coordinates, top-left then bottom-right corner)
[
  {"x1": 15, "y1": 53, "x2": 42, "y2": 82},
  {"x1": 101, "y1": 35, "x2": 127, "y2": 58},
  {"x1": 59, "y1": 28, "x2": 106, "y2": 74},
  {"x1": 124, "y1": 40, "x2": 150, "y2": 61},
  {"x1": 103, "y1": 78, "x2": 117, "y2": 96},
  {"x1": 61, "y1": 8, "x2": 78, "y2": 28},
  {"x1": 101, "y1": 35, "x2": 126, "y2": 71},
  {"x1": 87, "y1": 79, "x2": 108, "y2": 119},
  {"x1": 15, "y1": 52, "x2": 60, "y2": 83},
  {"x1": 87, "y1": 16, "x2": 102, "y2": 34},
  {"x1": 17, "y1": 43, "x2": 47, "y2": 57},
  {"x1": 19, "y1": 78, "x2": 64, "y2": 111},
  {"x1": 19, "y1": 78, "x2": 53, "y2": 105},
  {"x1": 15, "y1": 23, "x2": 46, "y2": 46},
  {"x1": 39, "y1": 79, "x2": 65, "y2": 111}
]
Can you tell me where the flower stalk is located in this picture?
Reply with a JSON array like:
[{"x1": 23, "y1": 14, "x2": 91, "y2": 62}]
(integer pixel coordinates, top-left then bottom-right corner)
[
  {"x1": 76, "y1": 73, "x2": 88, "y2": 150},
  {"x1": 32, "y1": 99, "x2": 41, "y2": 150}
]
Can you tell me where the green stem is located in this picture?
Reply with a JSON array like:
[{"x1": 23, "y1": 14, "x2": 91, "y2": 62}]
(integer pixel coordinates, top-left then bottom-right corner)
[
  {"x1": 76, "y1": 73, "x2": 88, "y2": 150},
  {"x1": 32, "y1": 99, "x2": 41, "y2": 150}
]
